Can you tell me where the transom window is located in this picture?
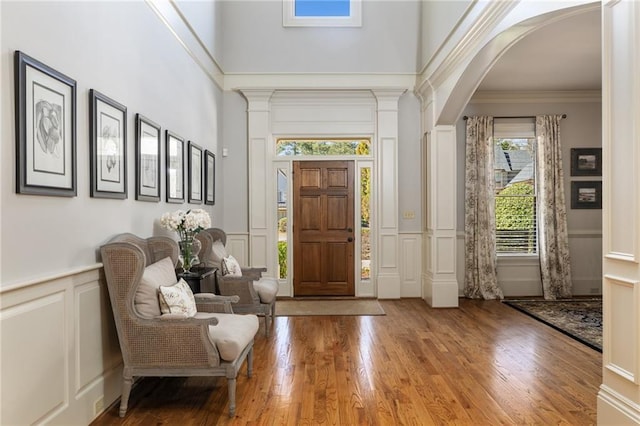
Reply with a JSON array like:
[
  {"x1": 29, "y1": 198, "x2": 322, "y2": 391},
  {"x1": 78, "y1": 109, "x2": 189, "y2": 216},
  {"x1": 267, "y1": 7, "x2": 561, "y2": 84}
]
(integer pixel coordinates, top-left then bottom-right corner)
[
  {"x1": 283, "y1": 0, "x2": 362, "y2": 27},
  {"x1": 276, "y1": 139, "x2": 370, "y2": 156}
]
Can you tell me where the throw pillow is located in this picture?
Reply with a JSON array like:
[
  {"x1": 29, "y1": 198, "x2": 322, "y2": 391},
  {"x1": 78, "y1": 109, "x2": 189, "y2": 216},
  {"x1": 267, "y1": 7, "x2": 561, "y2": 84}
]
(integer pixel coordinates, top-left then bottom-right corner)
[
  {"x1": 221, "y1": 255, "x2": 242, "y2": 277},
  {"x1": 135, "y1": 256, "x2": 177, "y2": 318},
  {"x1": 158, "y1": 279, "x2": 197, "y2": 317}
]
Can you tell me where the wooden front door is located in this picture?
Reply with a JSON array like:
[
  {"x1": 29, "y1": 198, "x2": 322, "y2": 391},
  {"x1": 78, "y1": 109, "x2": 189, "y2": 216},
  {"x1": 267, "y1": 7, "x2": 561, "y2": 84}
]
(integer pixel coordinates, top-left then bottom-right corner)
[{"x1": 293, "y1": 160, "x2": 355, "y2": 296}]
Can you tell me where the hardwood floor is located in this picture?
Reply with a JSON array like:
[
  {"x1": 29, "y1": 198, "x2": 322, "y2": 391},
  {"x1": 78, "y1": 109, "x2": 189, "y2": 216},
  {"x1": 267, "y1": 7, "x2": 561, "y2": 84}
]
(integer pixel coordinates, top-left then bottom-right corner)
[{"x1": 91, "y1": 299, "x2": 601, "y2": 425}]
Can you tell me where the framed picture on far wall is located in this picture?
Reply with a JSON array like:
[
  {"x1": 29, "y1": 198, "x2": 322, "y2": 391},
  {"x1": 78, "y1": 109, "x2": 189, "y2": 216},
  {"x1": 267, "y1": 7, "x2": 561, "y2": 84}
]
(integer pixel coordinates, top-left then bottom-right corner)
[
  {"x1": 204, "y1": 150, "x2": 215, "y2": 205},
  {"x1": 571, "y1": 148, "x2": 602, "y2": 176},
  {"x1": 188, "y1": 141, "x2": 203, "y2": 204},
  {"x1": 571, "y1": 181, "x2": 602, "y2": 209},
  {"x1": 165, "y1": 130, "x2": 185, "y2": 203},
  {"x1": 89, "y1": 89, "x2": 127, "y2": 199},
  {"x1": 15, "y1": 50, "x2": 77, "y2": 196},
  {"x1": 135, "y1": 114, "x2": 161, "y2": 202}
]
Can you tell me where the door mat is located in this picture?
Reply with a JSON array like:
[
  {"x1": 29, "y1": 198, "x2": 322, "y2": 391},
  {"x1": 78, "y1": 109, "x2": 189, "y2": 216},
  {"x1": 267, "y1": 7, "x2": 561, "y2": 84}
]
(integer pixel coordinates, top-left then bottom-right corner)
[
  {"x1": 275, "y1": 299, "x2": 385, "y2": 316},
  {"x1": 503, "y1": 298, "x2": 602, "y2": 352}
]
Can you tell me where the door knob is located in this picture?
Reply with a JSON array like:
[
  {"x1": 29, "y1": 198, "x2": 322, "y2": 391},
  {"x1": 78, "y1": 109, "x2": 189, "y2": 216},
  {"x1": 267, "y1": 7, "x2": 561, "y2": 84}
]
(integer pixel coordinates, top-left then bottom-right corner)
[
  {"x1": 347, "y1": 237, "x2": 353, "y2": 242},
  {"x1": 347, "y1": 228, "x2": 353, "y2": 233}
]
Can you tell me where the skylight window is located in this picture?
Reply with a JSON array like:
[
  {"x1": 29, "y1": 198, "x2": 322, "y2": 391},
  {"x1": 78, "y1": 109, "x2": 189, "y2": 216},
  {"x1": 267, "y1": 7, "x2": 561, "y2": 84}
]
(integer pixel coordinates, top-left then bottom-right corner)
[
  {"x1": 295, "y1": 0, "x2": 350, "y2": 17},
  {"x1": 283, "y1": 0, "x2": 362, "y2": 27}
]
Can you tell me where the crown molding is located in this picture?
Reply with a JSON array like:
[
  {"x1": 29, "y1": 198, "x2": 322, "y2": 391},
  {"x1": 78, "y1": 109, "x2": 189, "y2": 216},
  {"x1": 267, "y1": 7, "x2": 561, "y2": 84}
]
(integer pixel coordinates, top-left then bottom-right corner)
[
  {"x1": 145, "y1": 0, "x2": 224, "y2": 90},
  {"x1": 417, "y1": 1, "x2": 517, "y2": 94},
  {"x1": 470, "y1": 90, "x2": 602, "y2": 103},
  {"x1": 224, "y1": 73, "x2": 416, "y2": 92}
]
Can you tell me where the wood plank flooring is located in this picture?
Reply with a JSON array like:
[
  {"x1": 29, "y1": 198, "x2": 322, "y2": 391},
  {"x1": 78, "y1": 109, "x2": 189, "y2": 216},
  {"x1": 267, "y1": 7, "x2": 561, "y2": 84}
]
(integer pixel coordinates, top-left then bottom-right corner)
[{"x1": 91, "y1": 299, "x2": 601, "y2": 425}]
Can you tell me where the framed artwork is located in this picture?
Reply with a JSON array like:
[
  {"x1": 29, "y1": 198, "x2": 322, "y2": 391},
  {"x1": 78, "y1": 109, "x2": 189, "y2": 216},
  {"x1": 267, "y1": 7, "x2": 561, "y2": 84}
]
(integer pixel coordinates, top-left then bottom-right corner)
[
  {"x1": 571, "y1": 181, "x2": 602, "y2": 209},
  {"x1": 135, "y1": 114, "x2": 161, "y2": 202},
  {"x1": 205, "y1": 150, "x2": 215, "y2": 205},
  {"x1": 188, "y1": 141, "x2": 203, "y2": 204},
  {"x1": 571, "y1": 148, "x2": 602, "y2": 176},
  {"x1": 14, "y1": 50, "x2": 77, "y2": 196},
  {"x1": 89, "y1": 90, "x2": 127, "y2": 199},
  {"x1": 166, "y1": 130, "x2": 185, "y2": 203}
]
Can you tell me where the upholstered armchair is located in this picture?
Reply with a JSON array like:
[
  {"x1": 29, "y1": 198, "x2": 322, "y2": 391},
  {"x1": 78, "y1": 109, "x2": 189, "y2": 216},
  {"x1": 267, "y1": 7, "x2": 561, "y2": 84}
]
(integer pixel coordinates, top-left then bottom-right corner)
[
  {"x1": 100, "y1": 233, "x2": 258, "y2": 418},
  {"x1": 196, "y1": 228, "x2": 278, "y2": 337}
]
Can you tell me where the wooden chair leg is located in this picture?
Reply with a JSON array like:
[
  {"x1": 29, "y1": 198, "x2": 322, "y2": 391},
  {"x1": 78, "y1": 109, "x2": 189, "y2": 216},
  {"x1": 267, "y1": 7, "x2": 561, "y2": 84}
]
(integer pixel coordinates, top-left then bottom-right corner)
[
  {"x1": 227, "y1": 377, "x2": 237, "y2": 417},
  {"x1": 119, "y1": 375, "x2": 133, "y2": 417},
  {"x1": 247, "y1": 347, "x2": 254, "y2": 378}
]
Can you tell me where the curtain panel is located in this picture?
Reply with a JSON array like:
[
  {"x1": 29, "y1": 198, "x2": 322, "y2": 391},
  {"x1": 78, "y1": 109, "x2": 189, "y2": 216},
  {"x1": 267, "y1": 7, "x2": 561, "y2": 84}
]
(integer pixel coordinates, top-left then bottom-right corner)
[
  {"x1": 536, "y1": 115, "x2": 573, "y2": 299},
  {"x1": 464, "y1": 116, "x2": 503, "y2": 300}
]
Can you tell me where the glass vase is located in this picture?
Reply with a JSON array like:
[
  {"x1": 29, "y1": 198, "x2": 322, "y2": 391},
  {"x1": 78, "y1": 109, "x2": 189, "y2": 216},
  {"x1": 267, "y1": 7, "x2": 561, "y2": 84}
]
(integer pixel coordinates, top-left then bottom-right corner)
[{"x1": 178, "y1": 237, "x2": 201, "y2": 274}]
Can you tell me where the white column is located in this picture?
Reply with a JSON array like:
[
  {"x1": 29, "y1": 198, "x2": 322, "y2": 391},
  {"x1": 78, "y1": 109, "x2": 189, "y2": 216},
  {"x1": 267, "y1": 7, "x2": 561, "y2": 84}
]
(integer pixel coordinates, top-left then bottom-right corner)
[
  {"x1": 422, "y1": 125, "x2": 459, "y2": 308},
  {"x1": 598, "y1": 1, "x2": 640, "y2": 424},
  {"x1": 373, "y1": 89, "x2": 404, "y2": 299},
  {"x1": 238, "y1": 89, "x2": 274, "y2": 273}
]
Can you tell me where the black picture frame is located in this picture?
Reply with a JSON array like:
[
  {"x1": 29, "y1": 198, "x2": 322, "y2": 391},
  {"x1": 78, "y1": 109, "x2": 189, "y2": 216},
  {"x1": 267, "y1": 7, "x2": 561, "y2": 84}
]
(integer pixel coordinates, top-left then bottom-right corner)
[
  {"x1": 571, "y1": 148, "x2": 602, "y2": 176},
  {"x1": 571, "y1": 181, "x2": 602, "y2": 209},
  {"x1": 204, "y1": 150, "x2": 215, "y2": 205},
  {"x1": 89, "y1": 89, "x2": 127, "y2": 199},
  {"x1": 15, "y1": 50, "x2": 77, "y2": 197},
  {"x1": 135, "y1": 114, "x2": 161, "y2": 202},
  {"x1": 166, "y1": 130, "x2": 185, "y2": 203},
  {"x1": 188, "y1": 141, "x2": 203, "y2": 204}
]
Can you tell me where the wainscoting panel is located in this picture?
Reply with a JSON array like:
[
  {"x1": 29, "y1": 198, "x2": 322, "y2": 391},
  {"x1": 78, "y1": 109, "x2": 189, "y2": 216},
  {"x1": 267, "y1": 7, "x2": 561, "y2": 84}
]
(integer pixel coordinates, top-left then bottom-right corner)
[
  {"x1": 0, "y1": 266, "x2": 122, "y2": 425},
  {"x1": 75, "y1": 279, "x2": 121, "y2": 396},
  {"x1": 1, "y1": 291, "x2": 67, "y2": 425},
  {"x1": 226, "y1": 232, "x2": 249, "y2": 268},
  {"x1": 400, "y1": 233, "x2": 422, "y2": 297},
  {"x1": 603, "y1": 275, "x2": 638, "y2": 384}
]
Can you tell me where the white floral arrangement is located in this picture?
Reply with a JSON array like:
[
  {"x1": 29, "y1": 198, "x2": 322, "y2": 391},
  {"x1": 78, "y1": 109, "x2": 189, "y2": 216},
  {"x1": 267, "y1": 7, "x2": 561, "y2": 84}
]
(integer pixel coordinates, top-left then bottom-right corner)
[{"x1": 160, "y1": 209, "x2": 211, "y2": 241}]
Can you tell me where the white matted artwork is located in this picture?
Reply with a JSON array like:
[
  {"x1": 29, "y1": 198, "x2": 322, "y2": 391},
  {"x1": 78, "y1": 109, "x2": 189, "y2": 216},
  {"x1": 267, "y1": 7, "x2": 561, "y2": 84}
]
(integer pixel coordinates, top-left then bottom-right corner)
[
  {"x1": 90, "y1": 89, "x2": 127, "y2": 199},
  {"x1": 15, "y1": 50, "x2": 77, "y2": 196},
  {"x1": 166, "y1": 130, "x2": 185, "y2": 203},
  {"x1": 135, "y1": 114, "x2": 161, "y2": 202},
  {"x1": 188, "y1": 141, "x2": 202, "y2": 204}
]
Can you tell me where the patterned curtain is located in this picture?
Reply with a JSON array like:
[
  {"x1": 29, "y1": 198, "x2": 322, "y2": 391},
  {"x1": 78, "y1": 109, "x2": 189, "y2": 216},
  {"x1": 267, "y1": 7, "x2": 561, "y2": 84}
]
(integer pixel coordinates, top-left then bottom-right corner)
[
  {"x1": 464, "y1": 116, "x2": 503, "y2": 300},
  {"x1": 536, "y1": 115, "x2": 572, "y2": 299}
]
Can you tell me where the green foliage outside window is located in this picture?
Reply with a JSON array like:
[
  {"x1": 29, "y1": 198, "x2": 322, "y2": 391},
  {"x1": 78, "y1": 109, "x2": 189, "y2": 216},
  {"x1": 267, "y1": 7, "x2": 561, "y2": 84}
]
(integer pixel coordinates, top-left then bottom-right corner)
[
  {"x1": 278, "y1": 241, "x2": 287, "y2": 279},
  {"x1": 276, "y1": 139, "x2": 370, "y2": 156},
  {"x1": 495, "y1": 182, "x2": 536, "y2": 253}
]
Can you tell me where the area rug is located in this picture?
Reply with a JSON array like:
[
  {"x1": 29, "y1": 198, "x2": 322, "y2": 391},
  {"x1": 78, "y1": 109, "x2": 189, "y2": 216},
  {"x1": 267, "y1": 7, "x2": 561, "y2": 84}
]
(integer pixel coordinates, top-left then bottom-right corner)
[
  {"x1": 275, "y1": 299, "x2": 385, "y2": 316},
  {"x1": 503, "y1": 298, "x2": 602, "y2": 352}
]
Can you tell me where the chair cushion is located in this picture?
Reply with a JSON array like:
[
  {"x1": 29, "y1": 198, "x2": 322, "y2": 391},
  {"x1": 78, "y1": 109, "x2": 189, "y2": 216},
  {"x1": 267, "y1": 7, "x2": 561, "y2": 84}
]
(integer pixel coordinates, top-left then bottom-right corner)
[
  {"x1": 222, "y1": 255, "x2": 242, "y2": 277},
  {"x1": 253, "y1": 277, "x2": 278, "y2": 303},
  {"x1": 207, "y1": 313, "x2": 258, "y2": 361},
  {"x1": 135, "y1": 256, "x2": 177, "y2": 318},
  {"x1": 208, "y1": 240, "x2": 228, "y2": 269},
  {"x1": 158, "y1": 279, "x2": 197, "y2": 318}
]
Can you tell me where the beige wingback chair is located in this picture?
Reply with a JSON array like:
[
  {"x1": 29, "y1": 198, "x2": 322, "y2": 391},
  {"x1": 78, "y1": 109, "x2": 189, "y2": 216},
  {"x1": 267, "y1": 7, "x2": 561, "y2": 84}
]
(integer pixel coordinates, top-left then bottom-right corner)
[
  {"x1": 100, "y1": 233, "x2": 258, "y2": 417},
  {"x1": 196, "y1": 228, "x2": 278, "y2": 337}
]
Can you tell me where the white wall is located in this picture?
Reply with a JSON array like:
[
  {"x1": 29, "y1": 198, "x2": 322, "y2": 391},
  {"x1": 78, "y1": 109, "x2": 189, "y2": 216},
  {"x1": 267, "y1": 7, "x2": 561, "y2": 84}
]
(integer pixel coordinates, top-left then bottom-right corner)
[
  {"x1": 221, "y1": 91, "x2": 249, "y2": 233},
  {"x1": 457, "y1": 93, "x2": 603, "y2": 296},
  {"x1": 174, "y1": 0, "x2": 224, "y2": 68},
  {"x1": 1, "y1": 2, "x2": 225, "y2": 423},
  {"x1": 398, "y1": 91, "x2": 422, "y2": 233},
  {"x1": 0, "y1": 1, "x2": 222, "y2": 287},
  {"x1": 221, "y1": 0, "x2": 420, "y2": 73},
  {"x1": 419, "y1": 0, "x2": 471, "y2": 71}
]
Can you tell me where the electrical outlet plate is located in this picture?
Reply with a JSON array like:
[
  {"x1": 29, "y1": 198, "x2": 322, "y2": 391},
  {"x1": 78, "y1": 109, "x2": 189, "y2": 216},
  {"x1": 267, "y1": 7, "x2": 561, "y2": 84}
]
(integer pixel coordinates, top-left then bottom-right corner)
[{"x1": 94, "y1": 396, "x2": 104, "y2": 416}]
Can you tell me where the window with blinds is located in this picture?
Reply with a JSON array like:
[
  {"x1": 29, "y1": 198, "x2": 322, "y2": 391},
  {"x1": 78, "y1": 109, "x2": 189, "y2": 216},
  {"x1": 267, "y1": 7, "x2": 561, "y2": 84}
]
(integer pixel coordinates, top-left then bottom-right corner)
[{"x1": 493, "y1": 118, "x2": 537, "y2": 255}]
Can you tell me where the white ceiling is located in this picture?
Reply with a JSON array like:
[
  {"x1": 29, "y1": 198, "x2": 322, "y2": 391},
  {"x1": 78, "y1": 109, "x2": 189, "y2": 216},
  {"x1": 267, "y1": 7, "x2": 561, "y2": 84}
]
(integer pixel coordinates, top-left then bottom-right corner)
[{"x1": 477, "y1": 9, "x2": 601, "y2": 92}]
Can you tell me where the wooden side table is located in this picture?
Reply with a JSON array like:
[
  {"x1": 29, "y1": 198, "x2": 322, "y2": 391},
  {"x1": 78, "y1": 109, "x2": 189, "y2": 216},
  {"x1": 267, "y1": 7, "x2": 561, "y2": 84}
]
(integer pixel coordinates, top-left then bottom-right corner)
[{"x1": 176, "y1": 267, "x2": 217, "y2": 294}]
